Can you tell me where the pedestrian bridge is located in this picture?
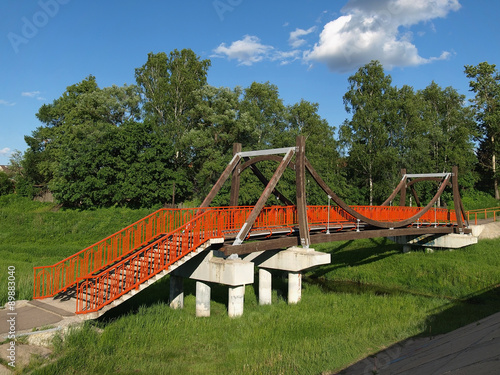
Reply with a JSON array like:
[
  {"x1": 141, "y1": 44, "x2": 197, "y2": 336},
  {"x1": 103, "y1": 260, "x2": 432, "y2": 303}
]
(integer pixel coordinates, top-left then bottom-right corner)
[{"x1": 33, "y1": 137, "x2": 473, "y2": 318}]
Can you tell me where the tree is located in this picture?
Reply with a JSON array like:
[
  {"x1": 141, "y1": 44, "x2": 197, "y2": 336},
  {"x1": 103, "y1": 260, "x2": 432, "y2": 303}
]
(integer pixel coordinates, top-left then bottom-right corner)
[
  {"x1": 419, "y1": 82, "x2": 477, "y2": 188},
  {"x1": 135, "y1": 50, "x2": 211, "y2": 157},
  {"x1": 26, "y1": 76, "x2": 143, "y2": 207},
  {"x1": 464, "y1": 62, "x2": 500, "y2": 198},
  {"x1": 134, "y1": 50, "x2": 211, "y2": 204},
  {"x1": 240, "y1": 82, "x2": 287, "y2": 148},
  {"x1": 286, "y1": 100, "x2": 346, "y2": 205},
  {"x1": 340, "y1": 61, "x2": 398, "y2": 205},
  {"x1": 185, "y1": 85, "x2": 249, "y2": 204}
]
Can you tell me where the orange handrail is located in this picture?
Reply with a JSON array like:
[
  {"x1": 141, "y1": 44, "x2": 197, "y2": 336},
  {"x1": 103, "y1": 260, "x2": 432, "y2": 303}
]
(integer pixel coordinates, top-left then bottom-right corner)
[
  {"x1": 466, "y1": 207, "x2": 500, "y2": 225},
  {"x1": 76, "y1": 209, "x2": 231, "y2": 313},
  {"x1": 33, "y1": 208, "x2": 198, "y2": 299}
]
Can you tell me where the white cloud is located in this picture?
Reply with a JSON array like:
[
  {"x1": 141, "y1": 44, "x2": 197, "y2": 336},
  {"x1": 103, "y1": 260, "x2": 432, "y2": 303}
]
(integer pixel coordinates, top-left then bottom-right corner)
[
  {"x1": 213, "y1": 35, "x2": 301, "y2": 66},
  {"x1": 0, "y1": 99, "x2": 15, "y2": 106},
  {"x1": 22, "y1": 91, "x2": 40, "y2": 97},
  {"x1": 0, "y1": 148, "x2": 12, "y2": 156},
  {"x1": 22, "y1": 91, "x2": 45, "y2": 100},
  {"x1": 288, "y1": 26, "x2": 316, "y2": 48},
  {"x1": 304, "y1": 0, "x2": 460, "y2": 72},
  {"x1": 212, "y1": 35, "x2": 273, "y2": 66}
]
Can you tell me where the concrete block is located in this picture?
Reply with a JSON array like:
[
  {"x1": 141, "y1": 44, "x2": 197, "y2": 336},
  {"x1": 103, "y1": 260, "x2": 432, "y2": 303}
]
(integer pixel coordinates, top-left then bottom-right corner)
[
  {"x1": 196, "y1": 281, "x2": 210, "y2": 317},
  {"x1": 169, "y1": 275, "x2": 184, "y2": 309},
  {"x1": 173, "y1": 250, "x2": 254, "y2": 286},
  {"x1": 469, "y1": 225, "x2": 484, "y2": 237},
  {"x1": 288, "y1": 272, "x2": 302, "y2": 304},
  {"x1": 390, "y1": 233, "x2": 478, "y2": 249},
  {"x1": 228, "y1": 285, "x2": 245, "y2": 318},
  {"x1": 258, "y1": 268, "x2": 272, "y2": 305},
  {"x1": 245, "y1": 247, "x2": 330, "y2": 272}
]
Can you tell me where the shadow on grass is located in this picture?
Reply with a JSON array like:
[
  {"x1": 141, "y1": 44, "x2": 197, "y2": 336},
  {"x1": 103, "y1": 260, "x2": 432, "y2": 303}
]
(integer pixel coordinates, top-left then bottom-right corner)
[
  {"x1": 424, "y1": 283, "x2": 500, "y2": 336},
  {"x1": 310, "y1": 237, "x2": 402, "y2": 278},
  {"x1": 335, "y1": 285, "x2": 500, "y2": 375},
  {"x1": 96, "y1": 275, "x2": 246, "y2": 324}
]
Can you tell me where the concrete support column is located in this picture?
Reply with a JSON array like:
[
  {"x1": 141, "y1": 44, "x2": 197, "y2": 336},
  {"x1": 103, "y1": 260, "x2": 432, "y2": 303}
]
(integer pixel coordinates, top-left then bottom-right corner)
[
  {"x1": 259, "y1": 268, "x2": 272, "y2": 305},
  {"x1": 169, "y1": 274, "x2": 184, "y2": 309},
  {"x1": 228, "y1": 285, "x2": 245, "y2": 318},
  {"x1": 196, "y1": 281, "x2": 211, "y2": 317},
  {"x1": 288, "y1": 272, "x2": 302, "y2": 304}
]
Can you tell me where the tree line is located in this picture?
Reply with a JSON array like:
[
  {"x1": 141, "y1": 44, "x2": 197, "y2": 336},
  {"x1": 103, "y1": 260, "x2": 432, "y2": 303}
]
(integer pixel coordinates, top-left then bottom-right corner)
[{"x1": 2, "y1": 49, "x2": 500, "y2": 209}]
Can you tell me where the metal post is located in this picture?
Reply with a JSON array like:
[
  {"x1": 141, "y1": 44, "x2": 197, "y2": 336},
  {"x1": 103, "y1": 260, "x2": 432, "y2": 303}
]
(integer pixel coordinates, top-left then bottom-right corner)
[
  {"x1": 399, "y1": 169, "x2": 407, "y2": 206},
  {"x1": 326, "y1": 195, "x2": 331, "y2": 234},
  {"x1": 452, "y1": 166, "x2": 464, "y2": 233},
  {"x1": 295, "y1": 136, "x2": 310, "y2": 249},
  {"x1": 230, "y1": 143, "x2": 242, "y2": 206}
]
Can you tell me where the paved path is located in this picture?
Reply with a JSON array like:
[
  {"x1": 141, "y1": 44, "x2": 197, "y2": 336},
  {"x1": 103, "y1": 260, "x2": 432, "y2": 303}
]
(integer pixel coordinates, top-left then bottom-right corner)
[{"x1": 0, "y1": 294, "x2": 82, "y2": 338}]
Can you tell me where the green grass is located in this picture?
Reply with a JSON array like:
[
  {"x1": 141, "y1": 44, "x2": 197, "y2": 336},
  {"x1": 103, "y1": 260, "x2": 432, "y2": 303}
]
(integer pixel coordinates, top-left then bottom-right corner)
[
  {"x1": 0, "y1": 194, "x2": 153, "y2": 304},
  {"x1": 462, "y1": 189, "x2": 500, "y2": 211},
  {"x1": 1, "y1": 194, "x2": 500, "y2": 374}
]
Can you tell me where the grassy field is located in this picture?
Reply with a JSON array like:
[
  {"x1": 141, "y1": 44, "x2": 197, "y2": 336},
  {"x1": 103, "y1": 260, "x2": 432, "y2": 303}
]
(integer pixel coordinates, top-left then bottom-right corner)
[
  {"x1": 0, "y1": 195, "x2": 153, "y2": 304},
  {"x1": 1, "y1": 195, "x2": 500, "y2": 374}
]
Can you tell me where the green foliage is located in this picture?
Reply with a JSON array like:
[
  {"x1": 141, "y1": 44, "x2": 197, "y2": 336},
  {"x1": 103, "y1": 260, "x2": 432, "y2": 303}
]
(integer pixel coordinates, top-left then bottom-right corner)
[
  {"x1": 341, "y1": 61, "x2": 477, "y2": 205},
  {"x1": 0, "y1": 172, "x2": 14, "y2": 195},
  {"x1": 465, "y1": 62, "x2": 500, "y2": 198},
  {"x1": 461, "y1": 189, "x2": 500, "y2": 210}
]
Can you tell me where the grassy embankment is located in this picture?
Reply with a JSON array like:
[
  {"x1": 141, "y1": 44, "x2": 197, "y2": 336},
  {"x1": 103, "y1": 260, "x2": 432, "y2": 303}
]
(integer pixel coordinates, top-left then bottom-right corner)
[{"x1": 1, "y1": 194, "x2": 500, "y2": 374}]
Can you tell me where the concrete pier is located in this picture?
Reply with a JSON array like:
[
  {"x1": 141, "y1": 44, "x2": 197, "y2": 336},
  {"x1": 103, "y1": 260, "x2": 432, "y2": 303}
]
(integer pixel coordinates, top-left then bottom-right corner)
[
  {"x1": 169, "y1": 274, "x2": 184, "y2": 309},
  {"x1": 288, "y1": 272, "x2": 302, "y2": 304},
  {"x1": 258, "y1": 268, "x2": 272, "y2": 305},
  {"x1": 245, "y1": 246, "x2": 330, "y2": 305},
  {"x1": 389, "y1": 232, "x2": 478, "y2": 249},
  {"x1": 228, "y1": 285, "x2": 245, "y2": 318},
  {"x1": 173, "y1": 250, "x2": 254, "y2": 317},
  {"x1": 195, "y1": 281, "x2": 211, "y2": 317}
]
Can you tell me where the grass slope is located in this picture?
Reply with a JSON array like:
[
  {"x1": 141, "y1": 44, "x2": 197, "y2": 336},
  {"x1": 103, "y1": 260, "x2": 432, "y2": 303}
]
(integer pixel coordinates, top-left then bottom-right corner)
[{"x1": 0, "y1": 195, "x2": 499, "y2": 374}]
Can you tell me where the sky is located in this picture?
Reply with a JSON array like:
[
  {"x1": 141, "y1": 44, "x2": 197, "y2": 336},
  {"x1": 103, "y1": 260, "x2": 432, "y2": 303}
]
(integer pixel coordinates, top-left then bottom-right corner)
[{"x1": 1, "y1": 0, "x2": 499, "y2": 165}]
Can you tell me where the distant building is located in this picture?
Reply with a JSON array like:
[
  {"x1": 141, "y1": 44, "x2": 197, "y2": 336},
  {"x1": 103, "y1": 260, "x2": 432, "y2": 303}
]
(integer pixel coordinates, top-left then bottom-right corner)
[{"x1": 0, "y1": 165, "x2": 11, "y2": 174}]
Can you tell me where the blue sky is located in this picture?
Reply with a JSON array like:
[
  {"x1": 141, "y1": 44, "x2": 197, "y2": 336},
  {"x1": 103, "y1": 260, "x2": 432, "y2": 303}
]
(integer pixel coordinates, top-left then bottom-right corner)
[{"x1": 1, "y1": 0, "x2": 499, "y2": 165}]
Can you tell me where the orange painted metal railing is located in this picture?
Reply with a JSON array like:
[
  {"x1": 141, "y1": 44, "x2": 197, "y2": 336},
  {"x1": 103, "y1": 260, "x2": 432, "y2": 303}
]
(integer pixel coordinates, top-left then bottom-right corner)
[
  {"x1": 306, "y1": 205, "x2": 456, "y2": 226},
  {"x1": 74, "y1": 205, "x2": 458, "y2": 314},
  {"x1": 76, "y1": 209, "x2": 224, "y2": 313},
  {"x1": 33, "y1": 208, "x2": 198, "y2": 299},
  {"x1": 466, "y1": 207, "x2": 500, "y2": 225}
]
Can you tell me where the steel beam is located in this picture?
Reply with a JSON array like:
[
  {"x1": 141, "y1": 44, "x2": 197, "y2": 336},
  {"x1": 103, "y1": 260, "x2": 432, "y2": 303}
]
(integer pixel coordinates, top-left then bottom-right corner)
[
  {"x1": 381, "y1": 171, "x2": 406, "y2": 206},
  {"x1": 405, "y1": 173, "x2": 452, "y2": 178},
  {"x1": 305, "y1": 157, "x2": 451, "y2": 229},
  {"x1": 243, "y1": 158, "x2": 294, "y2": 206},
  {"x1": 452, "y1": 166, "x2": 465, "y2": 232},
  {"x1": 399, "y1": 169, "x2": 407, "y2": 207},
  {"x1": 237, "y1": 147, "x2": 295, "y2": 158},
  {"x1": 220, "y1": 226, "x2": 465, "y2": 256}
]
